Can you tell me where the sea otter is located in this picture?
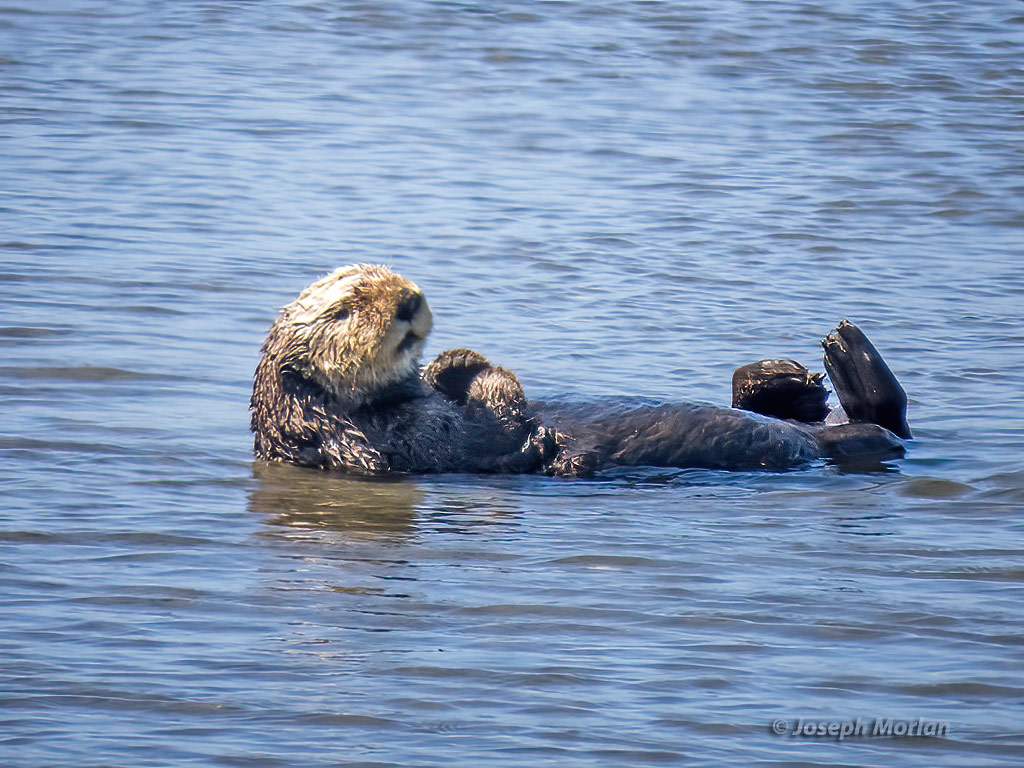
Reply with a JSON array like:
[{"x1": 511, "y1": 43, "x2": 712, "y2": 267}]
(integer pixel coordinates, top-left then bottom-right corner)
[{"x1": 251, "y1": 265, "x2": 909, "y2": 476}]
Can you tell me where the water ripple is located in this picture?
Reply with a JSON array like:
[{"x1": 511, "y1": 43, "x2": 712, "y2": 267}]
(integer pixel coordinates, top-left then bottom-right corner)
[{"x1": 2, "y1": 1, "x2": 1023, "y2": 767}]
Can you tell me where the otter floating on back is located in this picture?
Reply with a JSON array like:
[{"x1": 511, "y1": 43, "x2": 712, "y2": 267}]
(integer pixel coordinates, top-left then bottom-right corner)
[{"x1": 251, "y1": 265, "x2": 909, "y2": 477}]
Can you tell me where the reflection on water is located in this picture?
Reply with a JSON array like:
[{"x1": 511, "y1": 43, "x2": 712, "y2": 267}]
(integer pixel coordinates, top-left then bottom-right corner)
[
  {"x1": 251, "y1": 462, "x2": 423, "y2": 538},
  {"x1": 2, "y1": 1, "x2": 1024, "y2": 766},
  {"x1": 250, "y1": 462, "x2": 534, "y2": 543},
  {"x1": 825, "y1": 455, "x2": 904, "y2": 475}
]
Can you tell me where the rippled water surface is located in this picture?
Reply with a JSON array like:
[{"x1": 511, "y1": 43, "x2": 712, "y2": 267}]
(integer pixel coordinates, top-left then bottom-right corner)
[{"x1": 3, "y1": 2, "x2": 1024, "y2": 766}]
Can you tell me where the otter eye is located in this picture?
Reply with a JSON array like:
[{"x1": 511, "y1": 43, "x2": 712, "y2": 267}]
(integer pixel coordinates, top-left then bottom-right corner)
[{"x1": 331, "y1": 306, "x2": 350, "y2": 321}]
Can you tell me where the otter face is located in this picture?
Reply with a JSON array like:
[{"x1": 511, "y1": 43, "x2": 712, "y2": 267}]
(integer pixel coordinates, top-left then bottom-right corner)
[{"x1": 268, "y1": 264, "x2": 432, "y2": 405}]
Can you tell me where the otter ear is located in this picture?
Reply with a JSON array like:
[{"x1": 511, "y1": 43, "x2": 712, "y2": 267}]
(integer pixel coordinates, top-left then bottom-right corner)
[{"x1": 423, "y1": 348, "x2": 492, "y2": 404}]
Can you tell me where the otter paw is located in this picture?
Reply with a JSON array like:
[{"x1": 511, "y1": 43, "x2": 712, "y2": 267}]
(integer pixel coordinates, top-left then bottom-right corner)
[
  {"x1": 527, "y1": 425, "x2": 559, "y2": 466},
  {"x1": 423, "y1": 348, "x2": 492, "y2": 404},
  {"x1": 544, "y1": 432, "x2": 600, "y2": 478},
  {"x1": 466, "y1": 366, "x2": 527, "y2": 417}
]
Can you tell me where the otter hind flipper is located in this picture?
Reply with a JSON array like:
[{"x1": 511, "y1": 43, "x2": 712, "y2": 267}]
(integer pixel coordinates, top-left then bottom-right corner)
[
  {"x1": 732, "y1": 359, "x2": 830, "y2": 423},
  {"x1": 822, "y1": 320, "x2": 911, "y2": 439}
]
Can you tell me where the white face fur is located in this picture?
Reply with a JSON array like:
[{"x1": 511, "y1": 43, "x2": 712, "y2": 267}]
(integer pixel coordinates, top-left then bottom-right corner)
[{"x1": 274, "y1": 264, "x2": 432, "y2": 404}]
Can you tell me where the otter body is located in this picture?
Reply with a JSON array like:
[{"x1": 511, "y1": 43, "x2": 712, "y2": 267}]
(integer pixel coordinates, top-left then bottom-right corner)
[
  {"x1": 535, "y1": 401, "x2": 902, "y2": 475},
  {"x1": 252, "y1": 265, "x2": 908, "y2": 477}
]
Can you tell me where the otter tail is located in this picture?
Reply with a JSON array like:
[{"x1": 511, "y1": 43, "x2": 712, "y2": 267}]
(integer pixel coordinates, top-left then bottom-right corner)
[{"x1": 821, "y1": 320, "x2": 911, "y2": 439}]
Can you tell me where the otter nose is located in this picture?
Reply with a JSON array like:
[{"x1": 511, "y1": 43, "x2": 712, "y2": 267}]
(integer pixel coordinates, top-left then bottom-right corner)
[{"x1": 395, "y1": 290, "x2": 422, "y2": 323}]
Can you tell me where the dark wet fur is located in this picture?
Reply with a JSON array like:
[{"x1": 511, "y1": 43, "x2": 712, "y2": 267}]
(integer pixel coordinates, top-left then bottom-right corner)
[
  {"x1": 536, "y1": 402, "x2": 903, "y2": 476},
  {"x1": 537, "y1": 402, "x2": 820, "y2": 472},
  {"x1": 251, "y1": 364, "x2": 553, "y2": 475}
]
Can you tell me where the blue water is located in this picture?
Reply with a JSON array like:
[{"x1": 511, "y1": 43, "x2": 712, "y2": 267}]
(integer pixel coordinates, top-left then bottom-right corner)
[{"x1": 2, "y1": 1, "x2": 1023, "y2": 766}]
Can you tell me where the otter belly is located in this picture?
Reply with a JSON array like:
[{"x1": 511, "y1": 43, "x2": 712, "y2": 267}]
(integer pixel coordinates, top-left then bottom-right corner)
[
  {"x1": 350, "y1": 393, "x2": 469, "y2": 474},
  {"x1": 350, "y1": 390, "x2": 551, "y2": 475}
]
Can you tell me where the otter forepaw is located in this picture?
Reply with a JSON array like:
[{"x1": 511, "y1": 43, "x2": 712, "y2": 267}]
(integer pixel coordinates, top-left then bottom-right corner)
[
  {"x1": 423, "y1": 348, "x2": 492, "y2": 404},
  {"x1": 528, "y1": 425, "x2": 559, "y2": 465},
  {"x1": 472, "y1": 424, "x2": 556, "y2": 474},
  {"x1": 466, "y1": 366, "x2": 527, "y2": 417},
  {"x1": 543, "y1": 431, "x2": 600, "y2": 478}
]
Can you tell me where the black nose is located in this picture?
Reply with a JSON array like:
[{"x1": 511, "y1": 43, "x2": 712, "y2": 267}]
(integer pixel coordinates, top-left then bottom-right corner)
[{"x1": 395, "y1": 291, "x2": 422, "y2": 322}]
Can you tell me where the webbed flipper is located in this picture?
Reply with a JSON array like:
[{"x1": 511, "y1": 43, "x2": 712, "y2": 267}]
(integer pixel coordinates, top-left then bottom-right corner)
[
  {"x1": 822, "y1": 320, "x2": 911, "y2": 439},
  {"x1": 732, "y1": 359, "x2": 830, "y2": 423}
]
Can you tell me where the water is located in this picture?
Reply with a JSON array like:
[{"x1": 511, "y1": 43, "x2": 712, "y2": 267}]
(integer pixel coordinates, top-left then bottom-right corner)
[{"x1": 2, "y1": 1, "x2": 1023, "y2": 766}]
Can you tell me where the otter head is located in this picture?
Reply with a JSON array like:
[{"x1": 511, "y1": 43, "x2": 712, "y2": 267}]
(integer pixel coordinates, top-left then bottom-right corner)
[{"x1": 263, "y1": 264, "x2": 432, "y2": 407}]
